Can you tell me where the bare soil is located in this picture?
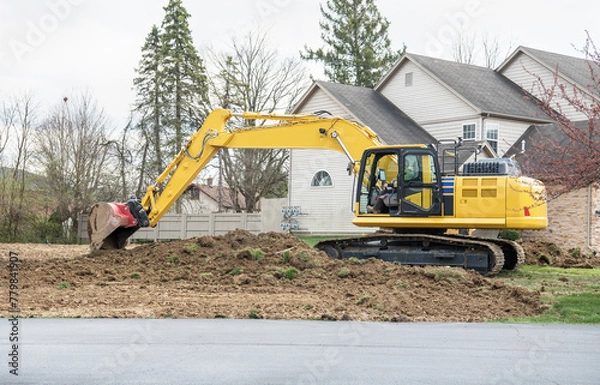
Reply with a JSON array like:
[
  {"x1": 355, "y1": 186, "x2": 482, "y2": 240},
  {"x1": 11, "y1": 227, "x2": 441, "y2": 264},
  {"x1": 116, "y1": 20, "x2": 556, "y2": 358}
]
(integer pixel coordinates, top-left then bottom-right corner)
[
  {"x1": 521, "y1": 240, "x2": 600, "y2": 268},
  {"x1": 0, "y1": 231, "x2": 547, "y2": 322}
]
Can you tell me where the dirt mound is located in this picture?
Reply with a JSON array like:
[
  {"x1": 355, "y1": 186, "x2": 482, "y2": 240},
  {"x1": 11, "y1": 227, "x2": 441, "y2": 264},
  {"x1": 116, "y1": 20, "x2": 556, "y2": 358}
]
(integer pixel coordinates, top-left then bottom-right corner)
[
  {"x1": 0, "y1": 230, "x2": 544, "y2": 322},
  {"x1": 521, "y1": 240, "x2": 600, "y2": 268}
]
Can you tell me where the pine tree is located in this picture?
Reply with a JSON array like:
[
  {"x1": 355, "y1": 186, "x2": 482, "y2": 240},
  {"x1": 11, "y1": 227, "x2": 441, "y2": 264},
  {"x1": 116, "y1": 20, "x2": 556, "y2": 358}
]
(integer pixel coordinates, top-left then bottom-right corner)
[
  {"x1": 301, "y1": 0, "x2": 405, "y2": 88},
  {"x1": 133, "y1": 25, "x2": 165, "y2": 180},
  {"x1": 161, "y1": 0, "x2": 209, "y2": 153}
]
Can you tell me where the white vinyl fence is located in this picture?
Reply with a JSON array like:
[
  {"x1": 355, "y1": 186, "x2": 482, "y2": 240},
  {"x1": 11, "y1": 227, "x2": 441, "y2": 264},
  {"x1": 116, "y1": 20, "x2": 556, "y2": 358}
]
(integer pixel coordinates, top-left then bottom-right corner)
[
  {"x1": 136, "y1": 213, "x2": 262, "y2": 240},
  {"x1": 78, "y1": 198, "x2": 287, "y2": 243},
  {"x1": 79, "y1": 212, "x2": 264, "y2": 242}
]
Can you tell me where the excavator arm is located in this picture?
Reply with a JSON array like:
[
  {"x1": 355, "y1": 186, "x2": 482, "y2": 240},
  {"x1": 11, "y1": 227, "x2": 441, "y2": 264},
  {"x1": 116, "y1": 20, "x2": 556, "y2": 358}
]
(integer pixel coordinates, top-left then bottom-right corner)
[{"x1": 88, "y1": 108, "x2": 384, "y2": 250}]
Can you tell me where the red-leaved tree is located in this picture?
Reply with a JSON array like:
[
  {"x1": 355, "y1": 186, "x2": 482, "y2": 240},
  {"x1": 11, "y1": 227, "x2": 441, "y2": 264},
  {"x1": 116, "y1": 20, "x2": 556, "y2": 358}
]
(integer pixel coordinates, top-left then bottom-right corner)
[{"x1": 517, "y1": 32, "x2": 600, "y2": 198}]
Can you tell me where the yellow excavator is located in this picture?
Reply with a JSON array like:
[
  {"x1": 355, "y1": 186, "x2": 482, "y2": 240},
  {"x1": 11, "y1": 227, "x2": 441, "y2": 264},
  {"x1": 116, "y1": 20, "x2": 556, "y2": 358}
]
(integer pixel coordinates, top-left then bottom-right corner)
[{"x1": 88, "y1": 109, "x2": 547, "y2": 275}]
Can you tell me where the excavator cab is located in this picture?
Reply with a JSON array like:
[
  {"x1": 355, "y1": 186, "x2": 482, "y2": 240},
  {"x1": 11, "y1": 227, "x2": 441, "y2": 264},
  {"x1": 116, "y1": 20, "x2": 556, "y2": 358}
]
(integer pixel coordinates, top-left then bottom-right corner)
[{"x1": 357, "y1": 147, "x2": 442, "y2": 217}]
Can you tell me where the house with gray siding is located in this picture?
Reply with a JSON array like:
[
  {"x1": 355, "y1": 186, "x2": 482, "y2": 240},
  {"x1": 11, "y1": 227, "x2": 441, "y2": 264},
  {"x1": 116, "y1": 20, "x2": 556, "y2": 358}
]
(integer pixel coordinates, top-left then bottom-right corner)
[
  {"x1": 289, "y1": 81, "x2": 434, "y2": 233},
  {"x1": 498, "y1": 46, "x2": 598, "y2": 121},
  {"x1": 287, "y1": 47, "x2": 596, "y2": 244},
  {"x1": 376, "y1": 53, "x2": 552, "y2": 155}
]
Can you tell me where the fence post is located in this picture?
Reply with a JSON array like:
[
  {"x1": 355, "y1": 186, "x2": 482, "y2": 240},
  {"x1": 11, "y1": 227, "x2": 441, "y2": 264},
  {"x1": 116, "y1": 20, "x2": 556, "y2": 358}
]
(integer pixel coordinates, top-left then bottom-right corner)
[
  {"x1": 260, "y1": 212, "x2": 264, "y2": 233},
  {"x1": 241, "y1": 213, "x2": 247, "y2": 230},
  {"x1": 209, "y1": 213, "x2": 215, "y2": 236},
  {"x1": 181, "y1": 213, "x2": 187, "y2": 239},
  {"x1": 78, "y1": 214, "x2": 87, "y2": 241},
  {"x1": 153, "y1": 223, "x2": 159, "y2": 242}
]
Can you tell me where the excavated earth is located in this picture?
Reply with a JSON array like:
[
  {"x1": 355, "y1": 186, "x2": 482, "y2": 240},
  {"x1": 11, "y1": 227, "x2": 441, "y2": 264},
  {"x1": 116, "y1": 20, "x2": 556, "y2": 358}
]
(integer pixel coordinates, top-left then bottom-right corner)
[
  {"x1": 0, "y1": 230, "x2": 548, "y2": 322},
  {"x1": 521, "y1": 240, "x2": 600, "y2": 268}
]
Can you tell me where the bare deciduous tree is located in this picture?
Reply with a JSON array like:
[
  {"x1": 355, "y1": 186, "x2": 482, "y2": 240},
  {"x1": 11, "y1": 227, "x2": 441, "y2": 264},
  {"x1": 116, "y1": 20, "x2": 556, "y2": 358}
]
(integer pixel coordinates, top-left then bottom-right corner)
[
  {"x1": 103, "y1": 116, "x2": 138, "y2": 202},
  {"x1": 208, "y1": 30, "x2": 308, "y2": 212},
  {"x1": 452, "y1": 29, "x2": 477, "y2": 65},
  {"x1": 481, "y1": 33, "x2": 501, "y2": 68},
  {"x1": 452, "y1": 31, "x2": 514, "y2": 68},
  {"x1": 36, "y1": 93, "x2": 115, "y2": 241},
  {"x1": 0, "y1": 105, "x2": 10, "y2": 161},
  {"x1": 0, "y1": 92, "x2": 38, "y2": 241}
]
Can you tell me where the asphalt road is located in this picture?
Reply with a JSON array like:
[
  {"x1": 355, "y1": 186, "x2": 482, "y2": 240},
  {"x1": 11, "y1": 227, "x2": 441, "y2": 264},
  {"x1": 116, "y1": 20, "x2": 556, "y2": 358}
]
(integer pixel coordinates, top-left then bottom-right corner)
[{"x1": 1, "y1": 319, "x2": 598, "y2": 385}]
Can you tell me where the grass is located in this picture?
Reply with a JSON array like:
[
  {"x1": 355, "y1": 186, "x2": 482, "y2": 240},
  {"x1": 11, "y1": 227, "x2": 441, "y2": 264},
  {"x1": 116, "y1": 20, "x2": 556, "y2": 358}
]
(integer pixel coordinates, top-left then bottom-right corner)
[
  {"x1": 282, "y1": 267, "x2": 299, "y2": 281},
  {"x1": 281, "y1": 250, "x2": 291, "y2": 264},
  {"x1": 57, "y1": 282, "x2": 71, "y2": 290},
  {"x1": 249, "y1": 248, "x2": 265, "y2": 261},
  {"x1": 432, "y1": 268, "x2": 465, "y2": 283},
  {"x1": 498, "y1": 266, "x2": 600, "y2": 294},
  {"x1": 337, "y1": 267, "x2": 351, "y2": 278},
  {"x1": 183, "y1": 243, "x2": 199, "y2": 253},
  {"x1": 248, "y1": 308, "x2": 261, "y2": 319},
  {"x1": 237, "y1": 247, "x2": 265, "y2": 260},
  {"x1": 498, "y1": 293, "x2": 600, "y2": 324},
  {"x1": 497, "y1": 266, "x2": 600, "y2": 324},
  {"x1": 297, "y1": 235, "x2": 349, "y2": 247},
  {"x1": 348, "y1": 257, "x2": 366, "y2": 265},
  {"x1": 298, "y1": 251, "x2": 309, "y2": 262}
]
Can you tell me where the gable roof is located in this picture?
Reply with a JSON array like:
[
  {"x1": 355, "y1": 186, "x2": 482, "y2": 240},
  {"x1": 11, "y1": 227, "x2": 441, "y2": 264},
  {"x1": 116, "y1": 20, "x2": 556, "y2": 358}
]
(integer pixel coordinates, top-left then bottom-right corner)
[
  {"x1": 504, "y1": 119, "x2": 600, "y2": 190},
  {"x1": 505, "y1": 119, "x2": 593, "y2": 159},
  {"x1": 186, "y1": 183, "x2": 246, "y2": 210},
  {"x1": 498, "y1": 46, "x2": 598, "y2": 97},
  {"x1": 293, "y1": 81, "x2": 435, "y2": 145},
  {"x1": 377, "y1": 53, "x2": 552, "y2": 123}
]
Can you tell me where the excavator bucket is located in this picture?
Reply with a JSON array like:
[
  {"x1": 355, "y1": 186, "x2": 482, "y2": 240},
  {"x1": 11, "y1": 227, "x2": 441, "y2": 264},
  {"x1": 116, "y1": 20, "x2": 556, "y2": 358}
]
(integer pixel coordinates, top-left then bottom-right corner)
[{"x1": 87, "y1": 202, "x2": 140, "y2": 251}]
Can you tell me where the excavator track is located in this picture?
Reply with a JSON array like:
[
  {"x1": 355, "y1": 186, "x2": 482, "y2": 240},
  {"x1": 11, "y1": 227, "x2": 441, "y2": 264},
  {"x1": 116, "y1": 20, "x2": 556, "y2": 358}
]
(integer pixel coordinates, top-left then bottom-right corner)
[
  {"x1": 446, "y1": 234, "x2": 525, "y2": 271},
  {"x1": 315, "y1": 234, "x2": 508, "y2": 275}
]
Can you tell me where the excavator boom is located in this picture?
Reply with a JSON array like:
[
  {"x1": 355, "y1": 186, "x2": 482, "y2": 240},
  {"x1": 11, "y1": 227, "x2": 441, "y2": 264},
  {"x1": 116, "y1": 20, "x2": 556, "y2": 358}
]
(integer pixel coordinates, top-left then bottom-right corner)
[{"x1": 88, "y1": 109, "x2": 384, "y2": 249}]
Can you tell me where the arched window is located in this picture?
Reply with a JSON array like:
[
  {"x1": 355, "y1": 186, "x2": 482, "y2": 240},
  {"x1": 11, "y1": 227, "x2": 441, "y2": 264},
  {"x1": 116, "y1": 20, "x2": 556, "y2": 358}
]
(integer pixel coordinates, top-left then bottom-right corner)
[{"x1": 311, "y1": 170, "x2": 333, "y2": 187}]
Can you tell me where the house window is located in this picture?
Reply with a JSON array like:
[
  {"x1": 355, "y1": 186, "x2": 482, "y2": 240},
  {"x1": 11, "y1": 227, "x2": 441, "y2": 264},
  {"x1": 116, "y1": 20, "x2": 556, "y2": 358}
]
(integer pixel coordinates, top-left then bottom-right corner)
[
  {"x1": 486, "y1": 123, "x2": 499, "y2": 154},
  {"x1": 311, "y1": 170, "x2": 333, "y2": 187},
  {"x1": 405, "y1": 72, "x2": 413, "y2": 87},
  {"x1": 462, "y1": 123, "x2": 476, "y2": 140},
  {"x1": 190, "y1": 187, "x2": 200, "y2": 200}
]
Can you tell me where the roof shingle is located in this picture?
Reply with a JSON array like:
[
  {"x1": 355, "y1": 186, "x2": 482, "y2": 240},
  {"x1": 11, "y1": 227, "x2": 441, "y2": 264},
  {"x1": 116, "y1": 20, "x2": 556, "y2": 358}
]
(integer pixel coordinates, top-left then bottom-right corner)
[
  {"x1": 408, "y1": 54, "x2": 551, "y2": 122},
  {"x1": 517, "y1": 47, "x2": 598, "y2": 95},
  {"x1": 315, "y1": 81, "x2": 436, "y2": 145}
]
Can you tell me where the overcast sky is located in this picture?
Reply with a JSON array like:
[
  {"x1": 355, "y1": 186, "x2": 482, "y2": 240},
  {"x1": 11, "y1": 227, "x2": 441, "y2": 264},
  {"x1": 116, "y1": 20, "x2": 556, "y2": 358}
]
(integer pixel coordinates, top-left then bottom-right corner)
[{"x1": 0, "y1": 0, "x2": 597, "y2": 127}]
